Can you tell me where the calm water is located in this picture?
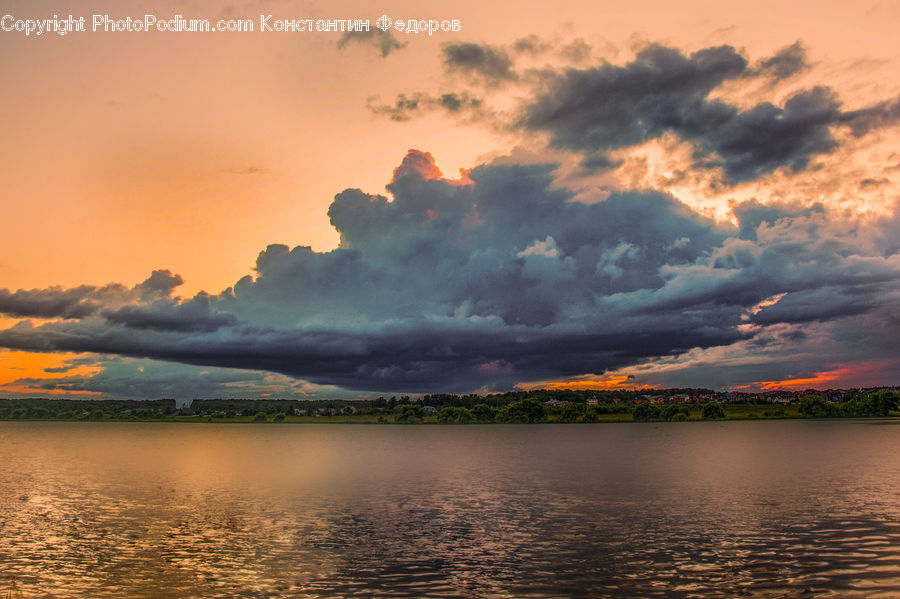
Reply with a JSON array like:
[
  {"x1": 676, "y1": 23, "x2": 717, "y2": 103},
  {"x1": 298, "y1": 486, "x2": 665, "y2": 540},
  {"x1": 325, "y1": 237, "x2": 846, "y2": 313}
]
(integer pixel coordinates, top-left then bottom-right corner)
[{"x1": 2, "y1": 421, "x2": 900, "y2": 598}]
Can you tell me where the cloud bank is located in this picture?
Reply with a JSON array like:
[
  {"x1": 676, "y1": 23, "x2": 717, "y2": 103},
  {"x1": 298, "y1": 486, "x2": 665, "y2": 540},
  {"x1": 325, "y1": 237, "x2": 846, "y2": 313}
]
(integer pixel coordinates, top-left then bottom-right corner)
[
  {"x1": 3, "y1": 37, "x2": 899, "y2": 397},
  {"x1": 1, "y1": 149, "x2": 898, "y2": 393},
  {"x1": 372, "y1": 41, "x2": 900, "y2": 186}
]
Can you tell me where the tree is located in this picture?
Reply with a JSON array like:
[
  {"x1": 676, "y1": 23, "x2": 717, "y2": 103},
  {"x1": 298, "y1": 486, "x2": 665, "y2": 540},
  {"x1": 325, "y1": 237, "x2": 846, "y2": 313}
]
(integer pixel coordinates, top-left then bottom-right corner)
[
  {"x1": 253, "y1": 411, "x2": 268, "y2": 422},
  {"x1": 471, "y1": 403, "x2": 495, "y2": 423},
  {"x1": 870, "y1": 390, "x2": 900, "y2": 417},
  {"x1": 88, "y1": 408, "x2": 105, "y2": 421},
  {"x1": 502, "y1": 398, "x2": 547, "y2": 423},
  {"x1": 701, "y1": 403, "x2": 726, "y2": 420},
  {"x1": 798, "y1": 394, "x2": 829, "y2": 418},
  {"x1": 273, "y1": 413, "x2": 286, "y2": 422},
  {"x1": 437, "y1": 407, "x2": 473, "y2": 424},
  {"x1": 632, "y1": 403, "x2": 660, "y2": 422},
  {"x1": 558, "y1": 402, "x2": 585, "y2": 422},
  {"x1": 395, "y1": 404, "x2": 425, "y2": 423},
  {"x1": 661, "y1": 404, "x2": 690, "y2": 421}
]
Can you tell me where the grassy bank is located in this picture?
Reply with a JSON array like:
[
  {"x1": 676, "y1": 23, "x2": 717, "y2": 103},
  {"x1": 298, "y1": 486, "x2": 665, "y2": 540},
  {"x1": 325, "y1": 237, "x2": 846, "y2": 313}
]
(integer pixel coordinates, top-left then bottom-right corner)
[{"x1": 0, "y1": 403, "x2": 812, "y2": 423}]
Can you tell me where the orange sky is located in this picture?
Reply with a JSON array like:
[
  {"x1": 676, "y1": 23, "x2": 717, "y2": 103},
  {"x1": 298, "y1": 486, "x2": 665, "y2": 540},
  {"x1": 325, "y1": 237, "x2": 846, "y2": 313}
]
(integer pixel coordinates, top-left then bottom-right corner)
[
  {"x1": 1, "y1": 0, "x2": 898, "y2": 396},
  {"x1": 2, "y1": 0, "x2": 898, "y2": 295}
]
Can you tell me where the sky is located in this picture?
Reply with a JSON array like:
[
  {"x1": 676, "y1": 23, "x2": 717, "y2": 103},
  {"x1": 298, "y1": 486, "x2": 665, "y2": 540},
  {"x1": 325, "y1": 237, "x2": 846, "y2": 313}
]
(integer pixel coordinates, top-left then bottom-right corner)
[{"x1": 1, "y1": 0, "x2": 898, "y2": 400}]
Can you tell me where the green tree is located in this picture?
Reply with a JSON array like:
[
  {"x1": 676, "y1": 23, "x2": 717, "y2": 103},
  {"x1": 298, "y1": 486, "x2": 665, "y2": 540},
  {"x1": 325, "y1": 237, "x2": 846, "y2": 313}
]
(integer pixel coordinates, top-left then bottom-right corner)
[
  {"x1": 29, "y1": 407, "x2": 50, "y2": 419},
  {"x1": 870, "y1": 390, "x2": 900, "y2": 417},
  {"x1": 437, "y1": 407, "x2": 455, "y2": 423},
  {"x1": 502, "y1": 398, "x2": 547, "y2": 423},
  {"x1": 632, "y1": 403, "x2": 660, "y2": 422},
  {"x1": 395, "y1": 404, "x2": 425, "y2": 423},
  {"x1": 471, "y1": 403, "x2": 495, "y2": 423},
  {"x1": 253, "y1": 411, "x2": 268, "y2": 422},
  {"x1": 798, "y1": 394, "x2": 829, "y2": 418},
  {"x1": 701, "y1": 403, "x2": 726, "y2": 420},
  {"x1": 661, "y1": 404, "x2": 690, "y2": 421},
  {"x1": 88, "y1": 408, "x2": 106, "y2": 421},
  {"x1": 437, "y1": 406, "x2": 473, "y2": 424},
  {"x1": 558, "y1": 402, "x2": 585, "y2": 422},
  {"x1": 273, "y1": 413, "x2": 286, "y2": 422}
]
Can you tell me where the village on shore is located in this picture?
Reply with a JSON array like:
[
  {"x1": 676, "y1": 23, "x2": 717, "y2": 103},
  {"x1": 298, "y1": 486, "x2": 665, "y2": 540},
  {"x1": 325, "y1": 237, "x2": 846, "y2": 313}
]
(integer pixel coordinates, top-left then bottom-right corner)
[{"x1": 2, "y1": 386, "x2": 899, "y2": 423}]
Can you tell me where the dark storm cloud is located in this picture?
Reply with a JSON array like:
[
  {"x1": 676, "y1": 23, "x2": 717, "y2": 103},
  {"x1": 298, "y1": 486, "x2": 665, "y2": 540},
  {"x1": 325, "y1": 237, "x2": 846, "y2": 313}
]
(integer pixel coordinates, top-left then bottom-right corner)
[
  {"x1": 0, "y1": 284, "x2": 128, "y2": 319},
  {"x1": 520, "y1": 44, "x2": 866, "y2": 182},
  {"x1": 367, "y1": 92, "x2": 483, "y2": 121},
  {"x1": 511, "y1": 35, "x2": 551, "y2": 55},
  {"x1": 15, "y1": 357, "x2": 285, "y2": 401},
  {"x1": 374, "y1": 39, "x2": 898, "y2": 184},
  {"x1": 337, "y1": 28, "x2": 407, "y2": 57},
  {"x1": 558, "y1": 38, "x2": 592, "y2": 63},
  {"x1": 839, "y1": 96, "x2": 900, "y2": 136},
  {"x1": 755, "y1": 41, "x2": 808, "y2": 79},
  {"x1": 102, "y1": 294, "x2": 236, "y2": 333},
  {"x1": 730, "y1": 198, "x2": 826, "y2": 240},
  {"x1": 1, "y1": 151, "x2": 899, "y2": 392},
  {"x1": 136, "y1": 269, "x2": 184, "y2": 301},
  {"x1": 0, "y1": 270, "x2": 184, "y2": 319},
  {"x1": 443, "y1": 42, "x2": 517, "y2": 84}
]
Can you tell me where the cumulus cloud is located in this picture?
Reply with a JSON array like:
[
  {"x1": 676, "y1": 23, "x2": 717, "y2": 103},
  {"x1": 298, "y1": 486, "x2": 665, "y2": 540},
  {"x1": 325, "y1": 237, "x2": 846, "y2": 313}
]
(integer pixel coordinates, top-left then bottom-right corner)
[
  {"x1": 0, "y1": 270, "x2": 177, "y2": 319},
  {"x1": 442, "y1": 42, "x2": 517, "y2": 85},
  {"x1": 337, "y1": 28, "x2": 406, "y2": 57},
  {"x1": 102, "y1": 294, "x2": 236, "y2": 333},
  {"x1": 137, "y1": 269, "x2": 184, "y2": 301},
  {"x1": 10, "y1": 356, "x2": 335, "y2": 401},
  {"x1": 0, "y1": 286, "x2": 107, "y2": 319},
  {"x1": 754, "y1": 41, "x2": 809, "y2": 79},
  {"x1": 839, "y1": 96, "x2": 900, "y2": 136},
  {"x1": 511, "y1": 35, "x2": 552, "y2": 56},
  {"x1": 374, "y1": 39, "x2": 900, "y2": 185},
  {"x1": 519, "y1": 44, "x2": 861, "y2": 182},
  {"x1": 1, "y1": 150, "x2": 898, "y2": 393},
  {"x1": 367, "y1": 92, "x2": 484, "y2": 121}
]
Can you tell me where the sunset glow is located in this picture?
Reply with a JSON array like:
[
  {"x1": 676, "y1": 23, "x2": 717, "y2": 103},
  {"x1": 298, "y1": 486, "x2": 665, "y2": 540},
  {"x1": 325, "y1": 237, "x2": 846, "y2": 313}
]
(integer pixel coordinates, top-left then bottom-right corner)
[{"x1": 1, "y1": 0, "x2": 898, "y2": 399}]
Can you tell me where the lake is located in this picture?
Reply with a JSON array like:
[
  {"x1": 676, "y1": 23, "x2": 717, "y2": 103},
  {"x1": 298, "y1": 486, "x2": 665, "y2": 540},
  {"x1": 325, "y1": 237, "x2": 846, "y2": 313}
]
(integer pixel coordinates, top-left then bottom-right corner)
[{"x1": 1, "y1": 420, "x2": 900, "y2": 597}]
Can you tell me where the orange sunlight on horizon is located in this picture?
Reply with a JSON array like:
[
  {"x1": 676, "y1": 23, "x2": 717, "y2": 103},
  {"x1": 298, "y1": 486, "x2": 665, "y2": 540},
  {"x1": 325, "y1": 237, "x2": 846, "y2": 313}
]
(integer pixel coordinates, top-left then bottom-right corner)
[
  {"x1": 0, "y1": 350, "x2": 101, "y2": 397},
  {"x1": 518, "y1": 374, "x2": 658, "y2": 392}
]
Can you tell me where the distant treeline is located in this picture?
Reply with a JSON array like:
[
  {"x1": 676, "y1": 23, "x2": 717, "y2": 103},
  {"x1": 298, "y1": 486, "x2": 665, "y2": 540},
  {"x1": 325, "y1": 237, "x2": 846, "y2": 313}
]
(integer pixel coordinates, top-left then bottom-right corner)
[
  {"x1": 797, "y1": 391, "x2": 900, "y2": 418},
  {"x1": 0, "y1": 398, "x2": 175, "y2": 420},
  {"x1": 421, "y1": 388, "x2": 714, "y2": 408},
  {"x1": 0, "y1": 389, "x2": 897, "y2": 421},
  {"x1": 190, "y1": 398, "x2": 361, "y2": 416}
]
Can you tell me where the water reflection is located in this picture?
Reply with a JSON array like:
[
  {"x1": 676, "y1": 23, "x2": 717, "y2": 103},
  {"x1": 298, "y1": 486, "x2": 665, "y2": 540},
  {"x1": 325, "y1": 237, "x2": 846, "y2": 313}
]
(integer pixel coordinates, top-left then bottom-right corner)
[{"x1": 1, "y1": 421, "x2": 900, "y2": 597}]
